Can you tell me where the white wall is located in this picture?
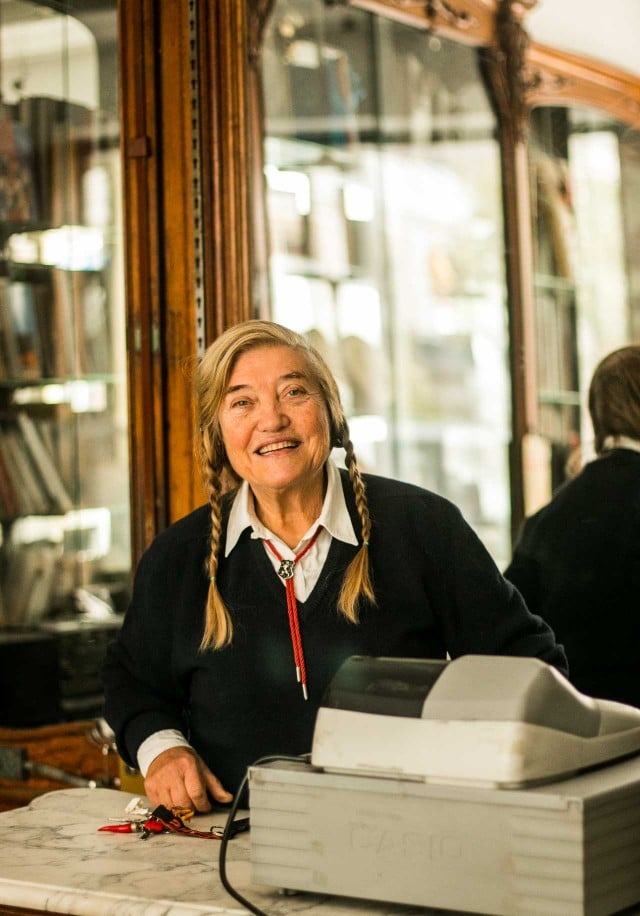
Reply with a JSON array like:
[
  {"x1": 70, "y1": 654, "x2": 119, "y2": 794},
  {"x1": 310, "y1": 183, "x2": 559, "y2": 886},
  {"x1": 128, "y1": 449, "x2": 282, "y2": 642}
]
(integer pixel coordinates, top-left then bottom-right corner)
[{"x1": 527, "y1": 0, "x2": 640, "y2": 78}]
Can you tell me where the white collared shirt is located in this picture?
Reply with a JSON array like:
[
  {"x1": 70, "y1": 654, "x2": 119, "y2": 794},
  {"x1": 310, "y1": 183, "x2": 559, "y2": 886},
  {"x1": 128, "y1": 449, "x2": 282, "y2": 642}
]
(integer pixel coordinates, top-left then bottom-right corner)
[
  {"x1": 602, "y1": 435, "x2": 640, "y2": 454},
  {"x1": 136, "y1": 459, "x2": 358, "y2": 775},
  {"x1": 225, "y1": 457, "x2": 358, "y2": 600}
]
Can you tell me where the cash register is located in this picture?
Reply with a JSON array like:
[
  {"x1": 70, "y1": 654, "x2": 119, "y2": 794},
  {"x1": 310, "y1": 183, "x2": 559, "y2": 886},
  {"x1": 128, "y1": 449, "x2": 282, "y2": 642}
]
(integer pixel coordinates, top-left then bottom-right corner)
[{"x1": 249, "y1": 655, "x2": 640, "y2": 915}]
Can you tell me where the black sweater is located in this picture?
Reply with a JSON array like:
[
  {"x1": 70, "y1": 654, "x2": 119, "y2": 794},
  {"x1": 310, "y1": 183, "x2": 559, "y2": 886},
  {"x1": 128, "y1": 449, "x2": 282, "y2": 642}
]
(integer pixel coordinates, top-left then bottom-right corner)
[
  {"x1": 103, "y1": 470, "x2": 567, "y2": 794},
  {"x1": 504, "y1": 448, "x2": 640, "y2": 706}
]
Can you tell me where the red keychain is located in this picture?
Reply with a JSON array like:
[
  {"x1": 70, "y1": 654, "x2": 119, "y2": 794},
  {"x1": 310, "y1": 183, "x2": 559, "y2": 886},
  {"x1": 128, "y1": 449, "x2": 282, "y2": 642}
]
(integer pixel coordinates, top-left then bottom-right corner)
[{"x1": 98, "y1": 805, "x2": 248, "y2": 840}]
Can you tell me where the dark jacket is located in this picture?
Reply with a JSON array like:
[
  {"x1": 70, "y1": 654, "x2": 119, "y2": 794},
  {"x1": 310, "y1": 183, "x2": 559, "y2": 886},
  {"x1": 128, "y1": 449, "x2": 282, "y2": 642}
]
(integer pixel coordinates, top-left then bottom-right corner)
[
  {"x1": 504, "y1": 448, "x2": 640, "y2": 706},
  {"x1": 103, "y1": 470, "x2": 567, "y2": 794}
]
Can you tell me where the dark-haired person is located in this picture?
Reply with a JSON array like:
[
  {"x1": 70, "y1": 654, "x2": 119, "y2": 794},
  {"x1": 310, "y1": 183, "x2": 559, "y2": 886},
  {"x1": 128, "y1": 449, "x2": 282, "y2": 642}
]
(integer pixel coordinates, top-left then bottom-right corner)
[
  {"x1": 505, "y1": 344, "x2": 640, "y2": 706},
  {"x1": 103, "y1": 319, "x2": 567, "y2": 813}
]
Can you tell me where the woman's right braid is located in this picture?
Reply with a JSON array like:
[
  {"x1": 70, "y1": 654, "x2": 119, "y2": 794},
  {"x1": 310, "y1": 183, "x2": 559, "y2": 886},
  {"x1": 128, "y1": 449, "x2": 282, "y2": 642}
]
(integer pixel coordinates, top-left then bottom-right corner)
[
  {"x1": 339, "y1": 437, "x2": 376, "y2": 620},
  {"x1": 200, "y1": 434, "x2": 233, "y2": 649},
  {"x1": 344, "y1": 437, "x2": 372, "y2": 544}
]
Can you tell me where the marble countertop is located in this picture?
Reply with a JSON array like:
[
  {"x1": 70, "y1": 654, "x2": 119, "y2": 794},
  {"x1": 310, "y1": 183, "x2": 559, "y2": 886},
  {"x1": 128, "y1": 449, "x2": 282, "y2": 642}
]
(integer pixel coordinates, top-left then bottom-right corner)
[{"x1": 0, "y1": 787, "x2": 438, "y2": 916}]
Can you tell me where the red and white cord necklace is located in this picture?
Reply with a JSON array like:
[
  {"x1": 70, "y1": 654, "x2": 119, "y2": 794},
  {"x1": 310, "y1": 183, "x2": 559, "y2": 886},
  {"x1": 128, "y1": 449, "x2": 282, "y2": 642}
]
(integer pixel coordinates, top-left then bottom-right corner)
[{"x1": 264, "y1": 527, "x2": 322, "y2": 700}]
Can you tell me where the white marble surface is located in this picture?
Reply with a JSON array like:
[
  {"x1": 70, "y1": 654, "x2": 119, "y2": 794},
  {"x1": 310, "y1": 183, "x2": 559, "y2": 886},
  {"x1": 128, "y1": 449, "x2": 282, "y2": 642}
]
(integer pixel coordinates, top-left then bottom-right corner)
[{"x1": 0, "y1": 788, "x2": 439, "y2": 916}]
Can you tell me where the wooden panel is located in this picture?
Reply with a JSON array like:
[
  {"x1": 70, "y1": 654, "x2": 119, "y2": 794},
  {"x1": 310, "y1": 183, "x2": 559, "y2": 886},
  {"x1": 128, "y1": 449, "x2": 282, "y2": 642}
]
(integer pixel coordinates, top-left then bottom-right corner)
[
  {"x1": 118, "y1": 0, "x2": 168, "y2": 556},
  {"x1": 0, "y1": 721, "x2": 118, "y2": 812},
  {"x1": 480, "y1": 3, "x2": 539, "y2": 540},
  {"x1": 156, "y1": 4, "x2": 201, "y2": 524},
  {"x1": 198, "y1": 0, "x2": 255, "y2": 339},
  {"x1": 119, "y1": 1, "x2": 205, "y2": 545},
  {"x1": 526, "y1": 42, "x2": 640, "y2": 129}
]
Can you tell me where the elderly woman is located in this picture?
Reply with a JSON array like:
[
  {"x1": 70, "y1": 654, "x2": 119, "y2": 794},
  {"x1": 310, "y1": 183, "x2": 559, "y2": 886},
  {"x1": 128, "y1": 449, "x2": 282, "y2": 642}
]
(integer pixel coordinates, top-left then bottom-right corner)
[
  {"x1": 505, "y1": 344, "x2": 640, "y2": 707},
  {"x1": 103, "y1": 320, "x2": 567, "y2": 812}
]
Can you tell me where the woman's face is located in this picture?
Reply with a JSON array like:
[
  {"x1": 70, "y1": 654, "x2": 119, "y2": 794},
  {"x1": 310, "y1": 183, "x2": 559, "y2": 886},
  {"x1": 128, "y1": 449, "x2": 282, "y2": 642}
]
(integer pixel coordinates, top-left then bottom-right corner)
[{"x1": 217, "y1": 345, "x2": 331, "y2": 500}]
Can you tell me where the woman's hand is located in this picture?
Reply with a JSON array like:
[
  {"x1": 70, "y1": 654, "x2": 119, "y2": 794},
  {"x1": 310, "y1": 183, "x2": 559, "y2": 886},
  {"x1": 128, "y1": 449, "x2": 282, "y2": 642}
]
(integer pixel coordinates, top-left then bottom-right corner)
[{"x1": 144, "y1": 746, "x2": 233, "y2": 812}]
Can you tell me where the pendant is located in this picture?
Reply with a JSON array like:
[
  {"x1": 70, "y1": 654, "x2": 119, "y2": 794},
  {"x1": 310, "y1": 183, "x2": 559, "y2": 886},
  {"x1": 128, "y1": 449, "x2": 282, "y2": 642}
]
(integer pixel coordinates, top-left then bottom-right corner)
[{"x1": 277, "y1": 559, "x2": 295, "y2": 580}]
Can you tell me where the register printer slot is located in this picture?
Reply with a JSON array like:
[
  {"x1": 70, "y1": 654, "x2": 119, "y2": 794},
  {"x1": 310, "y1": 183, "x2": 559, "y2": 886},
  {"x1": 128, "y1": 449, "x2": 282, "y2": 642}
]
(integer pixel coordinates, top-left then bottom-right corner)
[{"x1": 250, "y1": 655, "x2": 640, "y2": 916}]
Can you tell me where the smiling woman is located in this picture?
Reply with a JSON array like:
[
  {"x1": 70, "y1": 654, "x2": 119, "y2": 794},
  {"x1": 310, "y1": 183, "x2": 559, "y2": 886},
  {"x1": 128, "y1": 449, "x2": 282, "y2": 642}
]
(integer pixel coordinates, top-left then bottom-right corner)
[
  {"x1": 217, "y1": 346, "x2": 331, "y2": 520},
  {"x1": 102, "y1": 319, "x2": 567, "y2": 815}
]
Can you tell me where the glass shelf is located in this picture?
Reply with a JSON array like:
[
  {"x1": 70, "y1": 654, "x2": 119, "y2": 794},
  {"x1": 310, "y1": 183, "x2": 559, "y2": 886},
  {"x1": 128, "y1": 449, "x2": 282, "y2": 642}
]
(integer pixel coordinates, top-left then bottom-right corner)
[{"x1": 0, "y1": 0, "x2": 129, "y2": 702}]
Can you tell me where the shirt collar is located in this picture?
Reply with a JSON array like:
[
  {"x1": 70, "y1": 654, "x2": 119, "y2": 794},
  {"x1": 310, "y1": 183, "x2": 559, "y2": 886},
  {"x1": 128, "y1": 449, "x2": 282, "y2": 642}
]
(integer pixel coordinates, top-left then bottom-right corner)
[
  {"x1": 225, "y1": 458, "x2": 358, "y2": 556},
  {"x1": 602, "y1": 434, "x2": 640, "y2": 455}
]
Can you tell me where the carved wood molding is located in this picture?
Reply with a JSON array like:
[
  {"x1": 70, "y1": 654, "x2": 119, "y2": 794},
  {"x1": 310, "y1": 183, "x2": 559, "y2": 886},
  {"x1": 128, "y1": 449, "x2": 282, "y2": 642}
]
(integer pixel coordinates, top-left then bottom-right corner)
[
  {"x1": 350, "y1": 0, "x2": 497, "y2": 45},
  {"x1": 427, "y1": 0, "x2": 481, "y2": 32},
  {"x1": 480, "y1": 0, "x2": 531, "y2": 144},
  {"x1": 526, "y1": 42, "x2": 640, "y2": 129}
]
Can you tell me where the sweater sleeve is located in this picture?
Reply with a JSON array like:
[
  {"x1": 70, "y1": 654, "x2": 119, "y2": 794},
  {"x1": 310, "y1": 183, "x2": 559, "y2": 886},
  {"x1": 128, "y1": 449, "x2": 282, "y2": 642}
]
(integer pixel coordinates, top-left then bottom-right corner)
[{"x1": 102, "y1": 535, "x2": 190, "y2": 769}]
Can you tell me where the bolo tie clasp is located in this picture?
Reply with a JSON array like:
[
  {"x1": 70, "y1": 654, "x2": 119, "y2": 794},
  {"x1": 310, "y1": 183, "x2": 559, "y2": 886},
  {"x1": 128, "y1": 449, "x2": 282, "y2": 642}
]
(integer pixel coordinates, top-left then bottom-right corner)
[{"x1": 277, "y1": 559, "x2": 295, "y2": 580}]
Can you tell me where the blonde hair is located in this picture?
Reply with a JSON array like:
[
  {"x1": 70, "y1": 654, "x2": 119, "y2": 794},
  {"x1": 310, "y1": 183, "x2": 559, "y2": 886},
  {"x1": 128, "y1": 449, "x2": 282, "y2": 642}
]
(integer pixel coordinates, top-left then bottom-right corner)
[
  {"x1": 588, "y1": 344, "x2": 640, "y2": 455},
  {"x1": 194, "y1": 320, "x2": 375, "y2": 650}
]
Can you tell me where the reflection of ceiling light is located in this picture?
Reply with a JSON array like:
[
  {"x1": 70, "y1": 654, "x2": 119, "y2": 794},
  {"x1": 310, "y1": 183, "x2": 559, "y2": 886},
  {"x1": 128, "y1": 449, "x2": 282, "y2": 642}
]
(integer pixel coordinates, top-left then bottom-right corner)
[
  {"x1": 7, "y1": 233, "x2": 39, "y2": 263},
  {"x1": 348, "y1": 414, "x2": 388, "y2": 444},
  {"x1": 285, "y1": 39, "x2": 320, "y2": 68},
  {"x1": 8, "y1": 225, "x2": 106, "y2": 269},
  {"x1": 265, "y1": 165, "x2": 311, "y2": 214},
  {"x1": 40, "y1": 225, "x2": 105, "y2": 270},
  {"x1": 278, "y1": 19, "x2": 296, "y2": 39},
  {"x1": 278, "y1": 12, "x2": 305, "y2": 39},
  {"x1": 343, "y1": 183, "x2": 374, "y2": 222},
  {"x1": 14, "y1": 380, "x2": 108, "y2": 412}
]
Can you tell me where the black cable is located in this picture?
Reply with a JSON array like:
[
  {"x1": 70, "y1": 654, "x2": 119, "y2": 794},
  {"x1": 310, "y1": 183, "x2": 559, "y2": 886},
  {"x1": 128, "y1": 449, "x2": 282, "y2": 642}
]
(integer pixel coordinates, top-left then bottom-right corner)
[{"x1": 218, "y1": 754, "x2": 310, "y2": 916}]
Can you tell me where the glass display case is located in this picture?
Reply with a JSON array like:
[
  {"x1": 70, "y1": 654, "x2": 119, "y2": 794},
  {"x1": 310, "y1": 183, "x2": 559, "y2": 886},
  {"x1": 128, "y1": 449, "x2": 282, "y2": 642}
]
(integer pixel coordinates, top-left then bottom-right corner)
[
  {"x1": 261, "y1": 1, "x2": 512, "y2": 563},
  {"x1": 529, "y1": 104, "x2": 640, "y2": 494},
  {"x1": 0, "y1": 0, "x2": 128, "y2": 724}
]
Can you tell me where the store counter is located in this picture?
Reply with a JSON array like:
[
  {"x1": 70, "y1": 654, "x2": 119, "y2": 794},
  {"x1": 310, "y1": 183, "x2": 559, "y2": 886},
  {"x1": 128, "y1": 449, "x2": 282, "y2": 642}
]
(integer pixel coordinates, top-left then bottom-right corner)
[{"x1": 0, "y1": 787, "x2": 438, "y2": 915}]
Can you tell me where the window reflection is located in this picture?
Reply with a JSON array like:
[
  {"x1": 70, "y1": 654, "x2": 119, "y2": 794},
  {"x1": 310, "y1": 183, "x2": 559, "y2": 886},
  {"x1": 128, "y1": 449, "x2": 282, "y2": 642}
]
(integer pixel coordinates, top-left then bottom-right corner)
[
  {"x1": 262, "y1": 2, "x2": 511, "y2": 564},
  {"x1": 0, "y1": 0, "x2": 128, "y2": 670},
  {"x1": 529, "y1": 106, "x2": 640, "y2": 495}
]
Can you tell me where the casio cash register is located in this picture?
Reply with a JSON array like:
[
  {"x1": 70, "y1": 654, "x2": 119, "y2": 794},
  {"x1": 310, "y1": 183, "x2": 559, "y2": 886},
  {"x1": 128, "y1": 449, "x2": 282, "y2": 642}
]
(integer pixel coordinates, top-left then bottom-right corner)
[{"x1": 249, "y1": 655, "x2": 640, "y2": 916}]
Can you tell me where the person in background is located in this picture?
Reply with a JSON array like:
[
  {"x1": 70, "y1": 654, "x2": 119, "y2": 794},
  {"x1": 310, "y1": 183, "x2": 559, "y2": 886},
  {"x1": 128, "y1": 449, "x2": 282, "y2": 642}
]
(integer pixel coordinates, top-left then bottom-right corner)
[
  {"x1": 103, "y1": 319, "x2": 567, "y2": 813},
  {"x1": 505, "y1": 344, "x2": 640, "y2": 707}
]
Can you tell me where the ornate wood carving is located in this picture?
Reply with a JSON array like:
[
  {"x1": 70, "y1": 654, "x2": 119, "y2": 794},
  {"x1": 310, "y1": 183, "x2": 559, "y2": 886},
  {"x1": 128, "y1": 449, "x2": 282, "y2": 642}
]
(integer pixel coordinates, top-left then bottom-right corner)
[
  {"x1": 526, "y1": 42, "x2": 640, "y2": 130},
  {"x1": 350, "y1": 0, "x2": 496, "y2": 45},
  {"x1": 481, "y1": 0, "x2": 531, "y2": 144},
  {"x1": 426, "y1": 0, "x2": 479, "y2": 32}
]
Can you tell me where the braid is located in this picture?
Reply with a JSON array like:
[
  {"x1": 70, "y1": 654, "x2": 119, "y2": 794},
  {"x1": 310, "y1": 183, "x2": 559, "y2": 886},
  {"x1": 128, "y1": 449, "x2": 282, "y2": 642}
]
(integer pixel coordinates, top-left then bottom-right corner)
[
  {"x1": 199, "y1": 431, "x2": 233, "y2": 650},
  {"x1": 338, "y1": 435, "x2": 376, "y2": 621}
]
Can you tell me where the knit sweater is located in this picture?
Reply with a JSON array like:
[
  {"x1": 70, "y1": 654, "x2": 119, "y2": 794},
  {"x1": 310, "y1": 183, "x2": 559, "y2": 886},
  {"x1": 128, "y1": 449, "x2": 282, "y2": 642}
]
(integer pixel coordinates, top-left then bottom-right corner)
[
  {"x1": 504, "y1": 448, "x2": 640, "y2": 706},
  {"x1": 103, "y1": 470, "x2": 567, "y2": 795}
]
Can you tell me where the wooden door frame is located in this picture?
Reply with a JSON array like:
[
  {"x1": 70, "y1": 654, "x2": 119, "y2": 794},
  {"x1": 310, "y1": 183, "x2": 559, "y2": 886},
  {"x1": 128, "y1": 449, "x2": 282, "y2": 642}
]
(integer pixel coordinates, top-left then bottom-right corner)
[{"x1": 119, "y1": 1, "x2": 260, "y2": 561}]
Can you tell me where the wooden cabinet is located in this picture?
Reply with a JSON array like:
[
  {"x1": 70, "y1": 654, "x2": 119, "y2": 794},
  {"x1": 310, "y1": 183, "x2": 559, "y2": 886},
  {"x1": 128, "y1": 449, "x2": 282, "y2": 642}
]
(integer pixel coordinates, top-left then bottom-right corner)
[
  {"x1": 0, "y1": 720, "x2": 118, "y2": 813},
  {"x1": 0, "y1": 2, "x2": 129, "y2": 735},
  {"x1": 1, "y1": 0, "x2": 640, "y2": 802}
]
